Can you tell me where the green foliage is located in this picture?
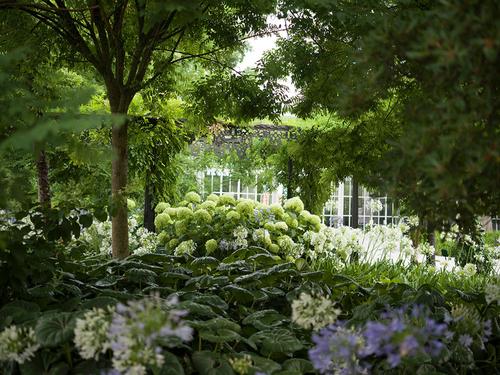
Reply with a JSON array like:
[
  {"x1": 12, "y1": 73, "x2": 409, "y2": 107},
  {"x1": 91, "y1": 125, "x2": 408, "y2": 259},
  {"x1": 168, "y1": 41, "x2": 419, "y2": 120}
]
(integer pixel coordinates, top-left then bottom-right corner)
[
  {"x1": 264, "y1": 0, "x2": 500, "y2": 232},
  {"x1": 0, "y1": 207, "x2": 498, "y2": 373}
]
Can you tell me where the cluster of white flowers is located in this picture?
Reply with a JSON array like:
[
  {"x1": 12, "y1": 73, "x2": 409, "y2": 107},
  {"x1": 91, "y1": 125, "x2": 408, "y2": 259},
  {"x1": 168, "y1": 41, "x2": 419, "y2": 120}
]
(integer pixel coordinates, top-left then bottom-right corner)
[
  {"x1": 360, "y1": 225, "x2": 414, "y2": 265},
  {"x1": 417, "y1": 242, "x2": 435, "y2": 257},
  {"x1": 80, "y1": 218, "x2": 157, "y2": 256},
  {"x1": 232, "y1": 226, "x2": 249, "y2": 249},
  {"x1": 130, "y1": 226, "x2": 158, "y2": 256},
  {"x1": 304, "y1": 226, "x2": 362, "y2": 262},
  {"x1": 229, "y1": 354, "x2": 253, "y2": 375},
  {"x1": 456, "y1": 263, "x2": 478, "y2": 277},
  {"x1": 0, "y1": 325, "x2": 39, "y2": 364},
  {"x1": 435, "y1": 256, "x2": 457, "y2": 272},
  {"x1": 485, "y1": 279, "x2": 500, "y2": 305},
  {"x1": 277, "y1": 235, "x2": 302, "y2": 258},
  {"x1": 291, "y1": 292, "x2": 342, "y2": 330},
  {"x1": 368, "y1": 199, "x2": 383, "y2": 214},
  {"x1": 74, "y1": 307, "x2": 114, "y2": 360},
  {"x1": 252, "y1": 228, "x2": 272, "y2": 247}
]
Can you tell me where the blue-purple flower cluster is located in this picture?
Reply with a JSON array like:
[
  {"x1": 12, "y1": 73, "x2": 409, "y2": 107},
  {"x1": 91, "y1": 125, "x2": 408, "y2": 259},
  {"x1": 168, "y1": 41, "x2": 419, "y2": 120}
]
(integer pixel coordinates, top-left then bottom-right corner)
[
  {"x1": 106, "y1": 295, "x2": 193, "y2": 375},
  {"x1": 309, "y1": 305, "x2": 452, "y2": 374},
  {"x1": 309, "y1": 322, "x2": 367, "y2": 375}
]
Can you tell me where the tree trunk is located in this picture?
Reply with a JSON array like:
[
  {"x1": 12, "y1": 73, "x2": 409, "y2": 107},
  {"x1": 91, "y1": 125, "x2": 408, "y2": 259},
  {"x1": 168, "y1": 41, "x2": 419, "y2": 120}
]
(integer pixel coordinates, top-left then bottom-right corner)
[
  {"x1": 350, "y1": 178, "x2": 359, "y2": 228},
  {"x1": 143, "y1": 173, "x2": 155, "y2": 232},
  {"x1": 109, "y1": 89, "x2": 133, "y2": 259},
  {"x1": 36, "y1": 149, "x2": 51, "y2": 208}
]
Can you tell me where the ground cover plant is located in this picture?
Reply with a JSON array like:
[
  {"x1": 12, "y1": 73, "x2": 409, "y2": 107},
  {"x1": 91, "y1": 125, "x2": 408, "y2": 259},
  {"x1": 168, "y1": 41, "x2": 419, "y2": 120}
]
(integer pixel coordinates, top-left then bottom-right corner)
[{"x1": 0, "y1": 198, "x2": 498, "y2": 374}]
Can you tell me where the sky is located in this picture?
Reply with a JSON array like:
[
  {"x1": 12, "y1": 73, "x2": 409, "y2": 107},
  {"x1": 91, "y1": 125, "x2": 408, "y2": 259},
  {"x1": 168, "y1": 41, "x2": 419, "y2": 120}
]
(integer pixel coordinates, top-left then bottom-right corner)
[{"x1": 235, "y1": 28, "x2": 298, "y2": 99}]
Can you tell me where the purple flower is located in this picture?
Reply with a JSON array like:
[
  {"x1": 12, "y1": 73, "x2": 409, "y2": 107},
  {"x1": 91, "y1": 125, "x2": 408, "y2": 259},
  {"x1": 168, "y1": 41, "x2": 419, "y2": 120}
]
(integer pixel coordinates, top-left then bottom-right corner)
[
  {"x1": 309, "y1": 322, "x2": 368, "y2": 375},
  {"x1": 458, "y1": 334, "x2": 473, "y2": 348},
  {"x1": 387, "y1": 352, "x2": 401, "y2": 368},
  {"x1": 483, "y1": 320, "x2": 492, "y2": 338},
  {"x1": 400, "y1": 335, "x2": 419, "y2": 356}
]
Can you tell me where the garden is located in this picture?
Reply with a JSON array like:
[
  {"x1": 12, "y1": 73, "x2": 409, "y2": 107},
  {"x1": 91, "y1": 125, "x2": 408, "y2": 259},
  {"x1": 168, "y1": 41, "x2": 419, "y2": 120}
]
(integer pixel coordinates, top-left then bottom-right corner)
[{"x1": 0, "y1": 1, "x2": 499, "y2": 375}]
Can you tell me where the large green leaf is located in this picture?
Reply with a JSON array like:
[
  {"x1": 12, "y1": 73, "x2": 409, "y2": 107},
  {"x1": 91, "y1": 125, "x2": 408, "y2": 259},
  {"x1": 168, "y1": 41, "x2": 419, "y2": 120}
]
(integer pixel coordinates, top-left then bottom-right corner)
[
  {"x1": 192, "y1": 351, "x2": 235, "y2": 375},
  {"x1": 0, "y1": 301, "x2": 40, "y2": 326},
  {"x1": 221, "y1": 284, "x2": 254, "y2": 304},
  {"x1": 160, "y1": 351, "x2": 185, "y2": 375},
  {"x1": 124, "y1": 268, "x2": 157, "y2": 284},
  {"x1": 179, "y1": 301, "x2": 218, "y2": 318},
  {"x1": 35, "y1": 312, "x2": 77, "y2": 347},
  {"x1": 184, "y1": 275, "x2": 230, "y2": 289},
  {"x1": 249, "y1": 329, "x2": 304, "y2": 356},
  {"x1": 242, "y1": 309, "x2": 288, "y2": 330},
  {"x1": 282, "y1": 358, "x2": 314, "y2": 373},
  {"x1": 199, "y1": 328, "x2": 242, "y2": 343}
]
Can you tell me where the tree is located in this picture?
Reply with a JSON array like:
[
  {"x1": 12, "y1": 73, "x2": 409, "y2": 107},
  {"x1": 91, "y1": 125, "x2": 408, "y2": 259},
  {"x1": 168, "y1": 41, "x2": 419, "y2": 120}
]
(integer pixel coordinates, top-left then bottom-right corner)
[
  {"x1": 1, "y1": 0, "x2": 277, "y2": 257},
  {"x1": 264, "y1": 0, "x2": 500, "y2": 234}
]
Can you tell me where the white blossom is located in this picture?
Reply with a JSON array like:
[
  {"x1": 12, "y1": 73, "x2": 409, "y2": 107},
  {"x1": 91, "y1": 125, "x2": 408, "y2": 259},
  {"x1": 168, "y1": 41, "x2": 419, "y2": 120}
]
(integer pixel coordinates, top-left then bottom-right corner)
[
  {"x1": 74, "y1": 307, "x2": 113, "y2": 360},
  {"x1": 0, "y1": 325, "x2": 39, "y2": 364},
  {"x1": 291, "y1": 293, "x2": 341, "y2": 330}
]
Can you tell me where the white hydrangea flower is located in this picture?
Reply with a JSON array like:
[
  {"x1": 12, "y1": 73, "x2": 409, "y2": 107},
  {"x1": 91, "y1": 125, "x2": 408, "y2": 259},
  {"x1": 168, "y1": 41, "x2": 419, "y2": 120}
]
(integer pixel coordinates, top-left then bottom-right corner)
[
  {"x1": 233, "y1": 226, "x2": 248, "y2": 241},
  {"x1": 368, "y1": 199, "x2": 383, "y2": 214},
  {"x1": 485, "y1": 279, "x2": 500, "y2": 305},
  {"x1": 74, "y1": 307, "x2": 113, "y2": 360},
  {"x1": 0, "y1": 325, "x2": 39, "y2": 364},
  {"x1": 291, "y1": 292, "x2": 341, "y2": 330},
  {"x1": 252, "y1": 228, "x2": 271, "y2": 247},
  {"x1": 461, "y1": 263, "x2": 477, "y2": 277}
]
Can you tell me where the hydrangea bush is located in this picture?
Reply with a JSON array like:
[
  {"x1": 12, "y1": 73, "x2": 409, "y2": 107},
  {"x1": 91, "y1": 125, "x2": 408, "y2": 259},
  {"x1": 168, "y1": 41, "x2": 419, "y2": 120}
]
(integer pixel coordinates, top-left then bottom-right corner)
[{"x1": 154, "y1": 193, "x2": 324, "y2": 261}]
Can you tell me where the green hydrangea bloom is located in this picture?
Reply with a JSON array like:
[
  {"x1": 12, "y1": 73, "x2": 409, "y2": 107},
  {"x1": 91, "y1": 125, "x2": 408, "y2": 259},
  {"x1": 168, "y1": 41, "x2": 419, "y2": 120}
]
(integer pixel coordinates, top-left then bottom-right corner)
[
  {"x1": 205, "y1": 239, "x2": 218, "y2": 255},
  {"x1": 269, "y1": 204, "x2": 285, "y2": 218},
  {"x1": 164, "y1": 207, "x2": 177, "y2": 217},
  {"x1": 174, "y1": 240, "x2": 196, "y2": 256},
  {"x1": 269, "y1": 244, "x2": 280, "y2": 253},
  {"x1": 154, "y1": 202, "x2": 170, "y2": 214},
  {"x1": 200, "y1": 200, "x2": 217, "y2": 210},
  {"x1": 154, "y1": 213, "x2": 172, "y2": 230},
  {"x1": 218, "y1": 194, "x2": 236, "y2": 206},
  {"x1": 252, "y1": 228, "x2": 272, "y2": 246},
  {"x1": 178, "y1": 200, "x2": 189, "y2": 207},
  {"x1": 307, "y1": 214, "x2": 321, "y2": 227},
  {"x1": 284, "y1": 214, "x2": 299, "y2": 229},
  {"x1": 264, "y1": 222, "x2": 275, "y2": 231},
  {"x1": 284, "y1": 197, "x2": 304, "y2": 213},
  {"x1": 175, "y1": 220, "x2": 188, "y2": 236},
  {"x1": 127, "y1": 199, "x2": 136, "y2": 210},
  {"x1": 274, "y1": 221, "x2": 289, "y2": 232},
  {"x1": 277, "y1": 235, "x2": 295, "y2": 255},
  {"x1": 176, "y1": 207, "x2": 193, "y2": 220},
  {"x1": 206, "y1": 194, "x2": 219, "y2": 203},
  {"x1": 184, "y1": 191, "x2": 202, "y2": 204},
  {"x1": 226, "y1": 211, "x2": 241, "y2": 221},
  {"x1": 236, "y1": 199, "x2": 254, "y2": 216},
  {"x1": 194, "y1": 209, "x2": 212, "y2": 223},
  {"x1": 157, "y1": 231, "x2": 169, "y2": 245},
  {"x1": 168, "y1": 238, "x2": 179, "y2": 250},
  {"x1": 299, "y1": 210, "x2": 311, "y2": 221}
]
